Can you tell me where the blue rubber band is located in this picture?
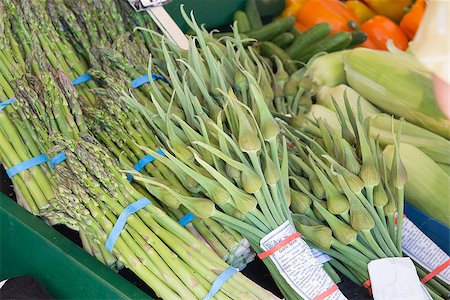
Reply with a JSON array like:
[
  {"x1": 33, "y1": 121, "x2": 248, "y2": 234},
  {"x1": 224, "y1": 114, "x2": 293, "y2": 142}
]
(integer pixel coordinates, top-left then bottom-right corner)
[
  {"x1": 131, "y1": 74, "x2": 169, "y2": 88},
  {"x1": 128, "y1": 149, "x2": 166, "y2": 182},
  {"x1": 105, "y1": 197, "x2": 152, "y2": 253},
  {"x1": 178, "y1": 212, "x2": 196, "y2": 227},
  {"x1": 0, "y1": 98, "x2": 16, "y2": 111},
  {"x1": 49, "y1": 152, "x2": 67, "y2": 169},
  {"x1": 72, "y1": 73, "x2": 93, "y2": 85},
  {"x1": 203, "y1": 266, "x2": 237, "y2": 300},
  {"x1": 6, "y1": 154, "x2": 48, "y2": 178}
]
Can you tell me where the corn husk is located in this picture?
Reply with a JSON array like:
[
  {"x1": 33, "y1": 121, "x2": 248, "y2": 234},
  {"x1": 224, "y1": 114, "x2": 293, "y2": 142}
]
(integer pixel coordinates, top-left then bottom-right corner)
[
  {"x1": 343, "y1": 48, "x2": 450, "y2": 138},
  {"x1": 369, "y1": 114, "x2": 450, "y2": 165},
  {"x1": 383, "y1": 143, "x2": 450, "y2": 226},
  {"x1": 306, "y1": 105, "x2": 342, "y2": 134},
  {"x1": 308, "y1": 51, "x2": 348, "y2": 87},
  {"x1": 316, "y1": 84, "x2": 381, "y2": 119}
]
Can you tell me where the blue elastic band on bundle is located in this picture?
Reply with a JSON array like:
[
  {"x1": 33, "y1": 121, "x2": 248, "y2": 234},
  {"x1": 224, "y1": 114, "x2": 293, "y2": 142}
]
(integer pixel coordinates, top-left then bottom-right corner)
[
  {"x1": 105, "y1": 197, "x2": 152, "y2": 253},
  {"x1": 72, "y1": 73, "x2": 93, "y2": 85},
  {"x1": 203, "y1": 266, "x2": 238, "y2": 300},
  {"x1": 0, "y1": 98, "x2": 16, "y2": 111},
  {"x1": 127, "y1": 149, "x2": 166, "y2": 182},
  {"x1": 178, "y1": 212, "x2": 196, "y2": 227},
  {"x1": 131, "y1": 74, "x2": 169, "y2": 88},
  {"x1": 50, "y1": 152, "x2": 67, "y2": 169},
  {"x1": 6, "y1": 154, "x2": 48, "y2": 178}
]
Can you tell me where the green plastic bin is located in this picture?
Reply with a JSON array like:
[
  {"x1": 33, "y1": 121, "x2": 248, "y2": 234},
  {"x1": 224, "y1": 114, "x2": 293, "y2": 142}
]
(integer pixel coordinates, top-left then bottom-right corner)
[
  {"x1": 165, "y1": 0, "x2": 284, "y2": 31},
  {"x1": 0, "y1": 193, "x2": 150, "y2": 299}
]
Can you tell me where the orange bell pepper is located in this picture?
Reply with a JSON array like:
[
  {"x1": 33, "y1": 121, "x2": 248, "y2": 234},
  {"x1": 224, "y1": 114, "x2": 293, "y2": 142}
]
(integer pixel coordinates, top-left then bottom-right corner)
[
  {"x1": 360, "y1": 15, "x2": 409, "y2": 50},
  {"x1": 363, "y1": 0, "x2": 412, "y2": 23},
  {"x1": 296, "y1": 0, "x2": 360, "y2": 33},
  {"x1": 400, "y1": 0, "x2": 426, "y2": 39},
  {"x1": 345, "y1": 0, "x2": 375, "y2": 23}
]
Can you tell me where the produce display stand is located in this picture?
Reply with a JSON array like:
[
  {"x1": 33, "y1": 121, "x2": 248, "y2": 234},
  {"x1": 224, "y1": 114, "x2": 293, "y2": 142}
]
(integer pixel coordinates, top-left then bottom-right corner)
[
  {"x1": 0, "y1": 0, "x2": 449, "y2": 299},
  {"x1": 0, "y1": 193, "x2": 150, "y2": 299}
]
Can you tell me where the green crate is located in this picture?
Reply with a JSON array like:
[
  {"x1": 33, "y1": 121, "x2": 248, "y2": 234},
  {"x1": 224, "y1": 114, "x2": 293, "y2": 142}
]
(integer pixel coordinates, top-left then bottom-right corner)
[
  {"x1": 165, "y1": 0, "x2": 284, "y2": 32},
  {"x1": 0, "y1": 193, "x2": 150, "y2": 299}
]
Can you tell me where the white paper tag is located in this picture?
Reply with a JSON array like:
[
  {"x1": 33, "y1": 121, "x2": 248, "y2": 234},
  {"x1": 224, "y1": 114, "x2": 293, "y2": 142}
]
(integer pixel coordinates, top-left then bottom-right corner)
[
  {"x1": 401, "y1": 216, "x2": 450, "y2": 284},
  {"x1": 0, "y1": 279, "x2": 8, "y2": 290},
  {"x1": 310, "y1": 247, "x2": 332, "y2": 264},
  {"x1": 368, "y1": 257, "x2": 431, "y2": 300},
  {"x1": 128, "y1": 0, "x2": 170, "y2": 10},
  {"x1": 260, "y1": 221, "x2": 346, "y2": 300},
  {"x1": 146, "y1": 7, "x2": 189, "y2": 50}
]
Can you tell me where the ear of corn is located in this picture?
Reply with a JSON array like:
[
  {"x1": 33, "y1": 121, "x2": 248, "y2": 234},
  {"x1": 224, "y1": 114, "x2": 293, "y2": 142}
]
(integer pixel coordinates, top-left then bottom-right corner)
[
  {"x1": 306, "y1": 104, "x2": 342, "y2": 135},
  {"x1": 343, "y1": 48, "x2": 450, "y2": 138},
  {"x1": 369, "y1": 114, "x2": 450, "y2": 165},
  {"x1": 307, "y1": 103, "x2": 450, "y2": 166},
  {"x1": 316, "y1": 84, "x2": 381, "y2": 119},
  {"x1": 383, "y1": 143, "x2": 450, "y2": 227},
  {"x1": 438, "y1": 163, "x2": 450, "y2": 176},
  {"x1": 307, "y1": 51, "x2": 348, "y2": 87}
]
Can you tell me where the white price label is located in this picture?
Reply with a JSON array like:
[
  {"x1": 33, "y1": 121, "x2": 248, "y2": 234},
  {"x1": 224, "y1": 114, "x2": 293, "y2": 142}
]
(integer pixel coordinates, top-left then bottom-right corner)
[
  {"x1": 128, "y1": 0, "x2": 170, "y2": 11},
  {"x1": 368, "y1": 257, "x2": 431, "y2": 300},
  {"x1": 401, "y1": 217, "x2": 450, "y2": 284},
  {"x1": 260, "y1": 221, "x2": 346, "y2": 300},
  {"x1": 310, "y1": 247, "x2": 332, "y2": 264}
]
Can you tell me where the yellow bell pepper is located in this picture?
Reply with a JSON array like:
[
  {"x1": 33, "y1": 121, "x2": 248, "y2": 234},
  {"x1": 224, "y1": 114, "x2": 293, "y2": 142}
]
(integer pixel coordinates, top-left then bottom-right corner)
[
  {"x1": 285, "y1": 0, "x2": 307, "y2": 7},
  {"x1": 281, "y1": 2, "x2": 305, "y2": 18},
  {"x1": 345, "y1": 0, "x2": 375, "y2": 23},
  {"x1": 363, "y1": 0, "x2": 412, "y2": 23}
]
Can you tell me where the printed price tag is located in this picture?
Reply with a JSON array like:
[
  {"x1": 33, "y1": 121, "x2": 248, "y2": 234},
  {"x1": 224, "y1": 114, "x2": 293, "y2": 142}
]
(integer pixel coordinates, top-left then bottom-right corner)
[
  {"x1": 128, "y1": 0, "x2": 170, "y2": 11},
  {"x1": 260, "y1": 221, "x2": 346, "y2": 300},
  {"x1": 310, "y1": 247, "x2": 332, "y2": 264},
  {"x1": 401, "y1": 217, "x2": 450, "y2": 284}
]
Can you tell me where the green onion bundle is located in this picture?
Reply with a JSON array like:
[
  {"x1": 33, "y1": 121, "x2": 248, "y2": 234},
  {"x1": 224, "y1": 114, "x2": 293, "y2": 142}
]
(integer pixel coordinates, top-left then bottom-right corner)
[{"x1": 283, "y1": 98, "x2": 450, "y2": 299}]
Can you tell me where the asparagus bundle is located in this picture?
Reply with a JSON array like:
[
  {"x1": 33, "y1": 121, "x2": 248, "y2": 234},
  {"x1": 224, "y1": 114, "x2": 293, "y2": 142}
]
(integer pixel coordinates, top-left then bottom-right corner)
[
  {"x1": 0, "y1": 62, "x2": 120, "y2": 268},
  {"x1": 44, "y1": 135, "x2": 279, "y2": 300},
  {"x1": 283, "y1": 99, "x2": 450, "y2": 299},
  {"x1": 2, "y1": 0, "x2": 99, "y2": 105}
]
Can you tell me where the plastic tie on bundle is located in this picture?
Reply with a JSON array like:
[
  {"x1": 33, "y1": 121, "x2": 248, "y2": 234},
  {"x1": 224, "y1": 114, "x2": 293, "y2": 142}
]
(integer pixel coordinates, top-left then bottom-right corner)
[
  {"x1": 178, "y1": 212, "x2": 196, "y2": 227},
  {"x1": 363, "y1": 279, "x2": 372, "y2": 296},
  {"x1": 0, "y1": 98, "x2": 16, "y2": 111},
  {"x1": 72, "y1": 73, "x2": 93, "y2": 85},
  {"x1": 203, "y1": 266, "x2": 237, "y2": 300},
  {"x1": 127, "y1": 149, "x2": 166, "y2": 182},
  {"x1": 49, "y1": 152, "x2": 67, "y2": 169},
  {"x1": 6, "y1": 154, "x2": 48, "y2": 178},
  {"x1": 257, "y1": 232, "x2": 301, "y2": 259},
  {"x1": 421, "y1": 259, "x2": 450, "y2": 284},
  {"x1": 105, "y1": 197, "x2": 152, "y2": 253},
  {"x1": 131, "y1": 74, "x2": 169, "y2": 88}
]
